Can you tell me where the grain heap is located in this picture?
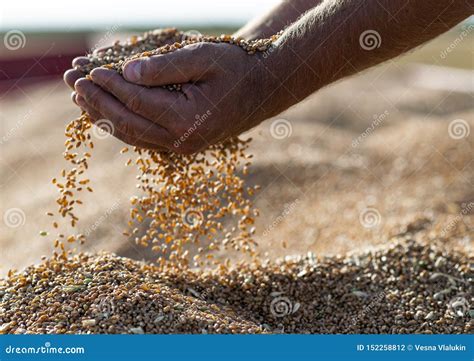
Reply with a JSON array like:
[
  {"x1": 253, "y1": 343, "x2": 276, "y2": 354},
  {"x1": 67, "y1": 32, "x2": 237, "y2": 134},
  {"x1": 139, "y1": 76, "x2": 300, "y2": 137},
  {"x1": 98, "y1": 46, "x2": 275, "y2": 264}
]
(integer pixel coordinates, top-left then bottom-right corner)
[
  {"x1": 50, "y1": 29, "x2": 281, "y2": 267},
  {"x1": 0, "y1": 239, "x2": 471, "y2": 334}
]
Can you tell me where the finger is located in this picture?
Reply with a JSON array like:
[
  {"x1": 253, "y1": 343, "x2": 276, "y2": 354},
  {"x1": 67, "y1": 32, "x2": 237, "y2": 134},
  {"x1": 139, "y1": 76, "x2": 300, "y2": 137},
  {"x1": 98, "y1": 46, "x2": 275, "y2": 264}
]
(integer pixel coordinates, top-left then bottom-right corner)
[
  {"x1": 72, "y1": 57, "x2": 91, "y2": 68},
  {"x1": 90, "y1": 68, "x2": 184, "y2": 126},
  {"x1": 64, "y1": 69, "x2": 87, "y2": 90},
  {"x1": 74, "y1": 78, "x2": 173, "y2": 149},
  {"x1": 64, "y1": 56, "x2": 92, "y2": 89},
  {"x1": 75, "y1": 94, "x2": 102, "y2": 120},
  {"x1": 76, "y1": 94, "x2": 166, "y2": 151},
  {"x1": 122, "y1": 43, "x2": 211, "y2": 86},
  {"x1": 71, "y1": 92, "x2": 78, "y2": 105}
]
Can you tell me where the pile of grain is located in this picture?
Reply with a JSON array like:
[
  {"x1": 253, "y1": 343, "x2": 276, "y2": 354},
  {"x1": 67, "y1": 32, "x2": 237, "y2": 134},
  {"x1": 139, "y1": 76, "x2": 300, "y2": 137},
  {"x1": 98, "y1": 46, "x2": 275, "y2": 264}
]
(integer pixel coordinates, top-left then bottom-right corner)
[{"x1": 1, "y1": 239, "x2": 471, "y2": 334}]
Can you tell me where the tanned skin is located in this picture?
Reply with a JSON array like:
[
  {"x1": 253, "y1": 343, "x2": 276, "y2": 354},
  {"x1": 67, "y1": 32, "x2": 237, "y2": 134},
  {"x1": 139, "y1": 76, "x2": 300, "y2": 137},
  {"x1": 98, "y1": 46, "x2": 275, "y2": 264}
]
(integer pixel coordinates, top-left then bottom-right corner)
[{"x1": 64, "y1": 0, "x2": 473, "y2": 154}]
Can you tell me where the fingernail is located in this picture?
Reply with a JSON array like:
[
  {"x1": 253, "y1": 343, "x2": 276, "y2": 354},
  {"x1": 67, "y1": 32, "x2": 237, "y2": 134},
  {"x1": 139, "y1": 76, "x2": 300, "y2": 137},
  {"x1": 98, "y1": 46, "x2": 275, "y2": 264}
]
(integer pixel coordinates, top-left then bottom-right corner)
[{"x1": 123, "y1": 61, "x2": 141, "y2": 82}]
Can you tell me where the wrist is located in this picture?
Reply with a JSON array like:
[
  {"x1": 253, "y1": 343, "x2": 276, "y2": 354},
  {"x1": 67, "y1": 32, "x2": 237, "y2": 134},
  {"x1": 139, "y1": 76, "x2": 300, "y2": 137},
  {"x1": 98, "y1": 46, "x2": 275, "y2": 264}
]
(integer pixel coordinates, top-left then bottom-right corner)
[{"x1": 254, "y1": 40, "x2": 323, "y2": 118}]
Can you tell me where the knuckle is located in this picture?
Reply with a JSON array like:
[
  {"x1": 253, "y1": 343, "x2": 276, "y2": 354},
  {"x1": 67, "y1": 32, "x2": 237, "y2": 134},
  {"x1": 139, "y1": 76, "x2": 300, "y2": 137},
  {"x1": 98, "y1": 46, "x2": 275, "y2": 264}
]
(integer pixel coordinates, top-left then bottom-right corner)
[
  {"x1": 87, "y1": 95, "x2": 101, "y2": 110},
  {"x1": 126, "y1": 96, "x2": 142, "y2": 113},
  {"x1": 116, "y1": 116, "x2": 130, "y2": 135},
  {"x1": 141, "y1": 58, "x2": 154, "y2": 78}
]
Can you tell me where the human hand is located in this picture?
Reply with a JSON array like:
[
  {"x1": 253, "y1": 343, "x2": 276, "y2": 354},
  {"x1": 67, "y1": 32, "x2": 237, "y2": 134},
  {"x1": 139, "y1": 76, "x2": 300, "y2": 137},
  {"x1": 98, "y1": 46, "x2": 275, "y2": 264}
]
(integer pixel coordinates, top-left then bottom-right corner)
[
  {"x1": 73, "y1": 42, "x2": 280, "y2": 154},
  {"x1": 64, "y1": 29, "x2": 183, "y2": 104}
]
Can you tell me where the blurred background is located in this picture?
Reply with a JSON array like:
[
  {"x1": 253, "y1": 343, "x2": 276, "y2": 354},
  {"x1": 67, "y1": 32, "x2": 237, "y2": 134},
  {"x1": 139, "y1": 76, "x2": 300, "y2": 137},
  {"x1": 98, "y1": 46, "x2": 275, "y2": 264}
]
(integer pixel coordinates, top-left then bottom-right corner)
[{"x1": 0, "y1": 1, "x2": 472, "y2": 273}]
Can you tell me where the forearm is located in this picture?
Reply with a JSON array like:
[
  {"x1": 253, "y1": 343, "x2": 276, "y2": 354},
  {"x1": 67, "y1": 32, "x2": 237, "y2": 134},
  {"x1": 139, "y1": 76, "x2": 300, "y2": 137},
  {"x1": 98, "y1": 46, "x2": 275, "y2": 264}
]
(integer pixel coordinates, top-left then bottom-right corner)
[
  {"x1": 234, "y1": 0, "x2": 323, "y2": 40},
  {"x1": 263, "y1": 0, "x2": 473, "y2": 114}
]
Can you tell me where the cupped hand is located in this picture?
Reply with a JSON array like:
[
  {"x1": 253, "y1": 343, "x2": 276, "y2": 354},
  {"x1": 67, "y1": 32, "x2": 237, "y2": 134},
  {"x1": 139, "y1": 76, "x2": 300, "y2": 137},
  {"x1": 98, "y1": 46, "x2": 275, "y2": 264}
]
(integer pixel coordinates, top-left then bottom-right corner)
[{"x1": 73, "y1": 42, "x2": 279, "y2": 154}]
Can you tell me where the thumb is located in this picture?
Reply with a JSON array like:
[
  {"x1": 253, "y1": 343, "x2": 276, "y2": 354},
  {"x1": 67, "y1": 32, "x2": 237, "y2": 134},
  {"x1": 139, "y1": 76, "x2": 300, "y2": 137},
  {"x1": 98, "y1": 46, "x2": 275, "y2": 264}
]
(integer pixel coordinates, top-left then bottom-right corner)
[{"x1": 122, "y1": 44, "x2": 208, "y2": 86}]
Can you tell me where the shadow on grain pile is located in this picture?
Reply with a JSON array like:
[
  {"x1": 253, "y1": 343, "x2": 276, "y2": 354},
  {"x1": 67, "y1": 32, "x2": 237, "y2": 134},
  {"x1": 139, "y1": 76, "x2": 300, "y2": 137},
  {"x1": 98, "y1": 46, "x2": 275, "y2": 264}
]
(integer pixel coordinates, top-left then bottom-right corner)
[{"x1": 1, "y1": 239, "x2": 472, "y2": 334}]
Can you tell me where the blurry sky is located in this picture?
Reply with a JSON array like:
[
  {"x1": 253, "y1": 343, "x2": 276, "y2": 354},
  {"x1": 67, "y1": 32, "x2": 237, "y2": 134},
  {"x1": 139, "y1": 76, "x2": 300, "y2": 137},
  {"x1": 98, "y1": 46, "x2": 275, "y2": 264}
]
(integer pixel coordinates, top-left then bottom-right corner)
[{"x1": 1, "y1": 0, "x2": 280, "y2": 30}]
